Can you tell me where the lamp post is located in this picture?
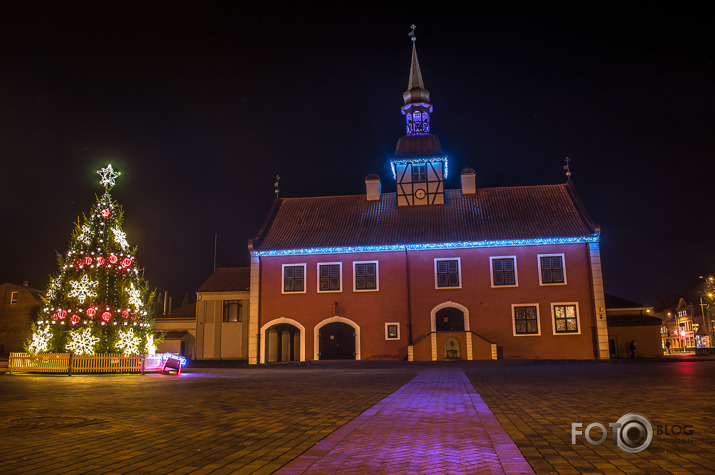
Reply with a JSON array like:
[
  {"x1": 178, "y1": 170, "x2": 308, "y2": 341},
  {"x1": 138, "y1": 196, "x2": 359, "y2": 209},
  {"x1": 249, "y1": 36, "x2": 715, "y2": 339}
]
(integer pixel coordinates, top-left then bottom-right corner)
[{"x1": 698, "y1": 276, "x2": 715, "y2": 348}]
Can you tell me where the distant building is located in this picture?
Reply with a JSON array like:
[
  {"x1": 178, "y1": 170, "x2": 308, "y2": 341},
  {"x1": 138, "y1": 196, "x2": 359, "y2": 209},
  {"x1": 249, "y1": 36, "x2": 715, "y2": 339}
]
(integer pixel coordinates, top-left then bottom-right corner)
[
  {"x1": 245, "y1": 39, "x2": 609, "y2": 363},
  {"x1": 0, "y1": 282, "x2": 42, "y2": 354},
  {"x1": 154, "y1": 301, "x2": 196, "y2": 359},
  {"x1": 605, "y1": 294, "x2": 661, "y2": 358},
  {"x1": 195, "y1": 267, "x2": 250, "y2": 360},
  {"x1": 660, "y1": 298, "x2": 712, "y2": 352}
]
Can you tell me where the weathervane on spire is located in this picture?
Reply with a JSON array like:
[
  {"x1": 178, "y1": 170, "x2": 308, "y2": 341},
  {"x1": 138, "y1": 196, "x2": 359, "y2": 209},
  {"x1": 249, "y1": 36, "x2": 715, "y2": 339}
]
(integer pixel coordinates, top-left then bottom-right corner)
[
  {"x1": 563, "y1": 157, "x2": 572, "y2": 181},
  {"x1": 97, "y1": 164, "x2": 121, "y2": 190},
  {"x1": 409, "y1": 24, "x2": 416, "y2": 45},
  {"x1": 274, "y1": 175, "x2": 281, "y2": 198}
]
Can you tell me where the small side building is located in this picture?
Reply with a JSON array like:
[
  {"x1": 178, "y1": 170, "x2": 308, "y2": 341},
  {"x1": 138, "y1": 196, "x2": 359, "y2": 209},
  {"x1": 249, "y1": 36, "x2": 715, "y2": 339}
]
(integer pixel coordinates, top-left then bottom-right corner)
[
  {"x1": 195, "y1": 267, "x2": 250, "y2": 360},
  {"x1": 605, "y1": 294, "x2": 662, "y2": 358},
  {"x1": 154, "y1": 302, "x2": 197, "y2": 359},
  {"x1": 0, "y1": 282, "x2": 43, "y2": 354}
]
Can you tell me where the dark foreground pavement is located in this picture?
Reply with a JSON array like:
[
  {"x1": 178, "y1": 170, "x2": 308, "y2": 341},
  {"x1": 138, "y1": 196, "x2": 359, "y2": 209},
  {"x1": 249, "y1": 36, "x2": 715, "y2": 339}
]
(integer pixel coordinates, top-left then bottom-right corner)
[{"x1": 0, "y1": 359, "x2": 713, "y2": 474}]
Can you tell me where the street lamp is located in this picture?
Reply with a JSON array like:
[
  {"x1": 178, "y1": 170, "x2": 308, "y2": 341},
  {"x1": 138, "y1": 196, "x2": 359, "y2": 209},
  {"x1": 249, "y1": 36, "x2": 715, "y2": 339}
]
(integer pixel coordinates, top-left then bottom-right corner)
[{"x1": 698, "y1": 276, "x2": 715, "y2": 348}]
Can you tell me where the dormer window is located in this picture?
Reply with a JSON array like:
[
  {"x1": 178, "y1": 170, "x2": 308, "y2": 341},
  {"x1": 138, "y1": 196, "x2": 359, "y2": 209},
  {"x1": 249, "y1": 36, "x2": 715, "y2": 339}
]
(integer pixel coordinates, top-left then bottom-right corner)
[{"x1": 412, "y1": 164, "x2": 427, "y2": 182}]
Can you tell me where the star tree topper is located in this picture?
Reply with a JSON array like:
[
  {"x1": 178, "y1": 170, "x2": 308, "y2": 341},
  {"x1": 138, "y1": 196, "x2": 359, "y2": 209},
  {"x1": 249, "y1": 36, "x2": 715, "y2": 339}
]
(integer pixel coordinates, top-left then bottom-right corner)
[{"x1": 97, "y1": 164, "x2": 121, "y2": 190}]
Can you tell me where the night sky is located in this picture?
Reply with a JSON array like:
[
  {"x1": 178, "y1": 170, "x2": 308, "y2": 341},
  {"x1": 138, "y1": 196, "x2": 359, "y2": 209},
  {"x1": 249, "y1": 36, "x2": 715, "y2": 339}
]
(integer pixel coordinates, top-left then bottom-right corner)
[{"x1": 1, "y1": 3, "x2": 713, "y2": 309}]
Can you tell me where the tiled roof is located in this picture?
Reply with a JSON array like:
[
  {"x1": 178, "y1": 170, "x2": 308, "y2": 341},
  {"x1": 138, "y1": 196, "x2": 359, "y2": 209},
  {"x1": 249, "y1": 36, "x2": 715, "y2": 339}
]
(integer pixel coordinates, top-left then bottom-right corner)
[
  {"x1": 254, "y1": 183, "x2": 597, "y2": 251},
  {"x1": 160, "y1": 302, "x2": 196, "y2": 319},
  {"x1": 394, "y1": 134, "x2": 444, "y2": 158},
  {"x1": 197, "y1": 267, "x2": 250, "y2": 292},
  {"x1": 605, "y1": 294, "x2": 647, "y2": 309},
  {"x1": 607, "y1": 315, "x2": 663, "y2": 327}
]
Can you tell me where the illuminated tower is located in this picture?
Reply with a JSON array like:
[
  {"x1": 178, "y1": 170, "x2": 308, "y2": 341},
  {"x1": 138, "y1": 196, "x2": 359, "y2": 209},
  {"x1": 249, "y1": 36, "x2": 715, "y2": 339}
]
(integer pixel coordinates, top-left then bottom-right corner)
[{"x1": 391, "y1": 26, "x2": 448, "y2": 206}]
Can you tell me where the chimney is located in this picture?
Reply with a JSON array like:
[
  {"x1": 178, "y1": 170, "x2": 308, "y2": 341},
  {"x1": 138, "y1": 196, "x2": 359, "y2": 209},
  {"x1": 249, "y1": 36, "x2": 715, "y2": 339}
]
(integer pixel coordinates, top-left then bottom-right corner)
[
  {"x1": 365, "y1": 174, "x2": 381, "y2": 201},
  {"x1": 22, "y1": 280, "x2": 29, "y2": 287},
  {"x1": 460, "y1": 168, "x2": 476, "y2": 195}
]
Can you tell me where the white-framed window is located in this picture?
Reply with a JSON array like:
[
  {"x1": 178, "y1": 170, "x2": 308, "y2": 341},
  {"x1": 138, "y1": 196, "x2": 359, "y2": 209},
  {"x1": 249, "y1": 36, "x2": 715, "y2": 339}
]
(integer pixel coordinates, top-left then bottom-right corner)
[
  {"x1": 511, "y1": 304, "x2": 541, "y2": 336},
  {"x1": 551, "y1": 302, "x2": 581, "y2": 335},
  {"x1": 490, "y1": 256, "x2": 518, "y2": 287},
  {"x1": 10, "y1": 291, "x2": 18, "y2": 304},
  {"x1": 538, "y1": 254, "x2": 567, "y2": 285},
  {"x1": 282, "y1": 263, "x2": 307, "y2": 294},
  {"x1": 353, "y1": 261, "x2": 379, "y2": 292},
  {"x1": 434, "y1": 258, "x2": 461, "y2": 289},
  {"x1": 222, "y1": 300, "x2": 243, "y2": 322},
  {"x1": 385, "y1": 322, "x2": 400, "y2": 340},
  {"x1": 317, "y1": 262, "x2": 342, "y2": 293}
]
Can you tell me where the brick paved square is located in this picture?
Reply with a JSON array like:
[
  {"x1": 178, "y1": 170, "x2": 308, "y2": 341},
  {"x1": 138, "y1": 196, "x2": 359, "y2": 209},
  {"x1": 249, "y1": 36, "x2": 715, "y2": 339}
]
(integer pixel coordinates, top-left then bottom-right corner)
[{"x1": 1, "y1": 360, "x2": 713, "y2": 474}]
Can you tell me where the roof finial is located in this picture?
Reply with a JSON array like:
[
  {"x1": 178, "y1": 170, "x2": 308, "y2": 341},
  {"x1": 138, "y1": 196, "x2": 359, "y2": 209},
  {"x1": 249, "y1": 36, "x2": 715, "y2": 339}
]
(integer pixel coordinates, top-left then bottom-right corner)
[
  {"x1": 409, "y1": 24, "x2": 416, "y2": 45},
  {"x1": 563, "y1": 157, "x2": 572, "y2": 181},
  {"x1": 274, "y1": 174, "x2": 281, "y2": 198}
]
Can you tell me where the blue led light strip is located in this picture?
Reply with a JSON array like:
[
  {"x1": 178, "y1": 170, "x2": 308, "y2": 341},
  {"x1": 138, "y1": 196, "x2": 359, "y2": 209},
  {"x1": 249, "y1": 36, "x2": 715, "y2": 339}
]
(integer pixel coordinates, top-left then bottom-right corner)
[
  {"x1": 390, "y1": 156, "x2": 449, "y2": 179},
  {"x1": 253, "y1": 236, "x2": 599, "y2": 257}
]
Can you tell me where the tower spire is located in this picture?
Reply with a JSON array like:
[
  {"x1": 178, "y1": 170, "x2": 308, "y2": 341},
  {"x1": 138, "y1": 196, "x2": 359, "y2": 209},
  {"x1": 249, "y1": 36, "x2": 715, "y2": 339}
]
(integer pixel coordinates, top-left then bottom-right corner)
[
  {"x1": 390, "y1": 26, "x2": 448, "y2": 207},
  {"x1": 402, "y1": 25, "x2": 431, "y2": 116}
]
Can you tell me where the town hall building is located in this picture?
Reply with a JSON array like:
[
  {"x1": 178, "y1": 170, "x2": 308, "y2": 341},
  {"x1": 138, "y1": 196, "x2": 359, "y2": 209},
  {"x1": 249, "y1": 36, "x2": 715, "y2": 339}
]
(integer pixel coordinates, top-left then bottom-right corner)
[{"x1": 244, "y1": 37, "x2": 610, "y2": 363}]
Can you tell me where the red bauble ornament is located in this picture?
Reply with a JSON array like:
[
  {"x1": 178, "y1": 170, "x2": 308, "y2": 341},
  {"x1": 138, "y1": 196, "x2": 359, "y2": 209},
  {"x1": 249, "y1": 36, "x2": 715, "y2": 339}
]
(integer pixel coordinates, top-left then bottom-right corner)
[
  {"x1": 120, "y1": 257, "x2": 132, "y2": 269},
  {"x1": 101, "y1": 311, "x2": 112, "y2": 322},
  {"x1": 58, "y1": 309, "x2": 67, "y2": 320},
  {"x1": 96, "y1": 256, "x2": 106, "y2": 266},
  {"x1": 84, "y1": 256, "x2": 93, "y2": 265},
  {"x1": 122, "y1": 309, "x2": 130, "y2": 319},
  {"x1": 70, "y1": 314, "x2": 80, "y2": 325},
  {"x1": 108, "y1": 254, "x2": 118, "y2": 264},
  {"x1": 86, "y1": 307, "x2": 97, "y2": 317},
  {"x1": 101, "y1": 208, "x2": 111, "y2": 218},
  {"x1": 52, "y1": 312, "x2": 60, "y2": 320}
]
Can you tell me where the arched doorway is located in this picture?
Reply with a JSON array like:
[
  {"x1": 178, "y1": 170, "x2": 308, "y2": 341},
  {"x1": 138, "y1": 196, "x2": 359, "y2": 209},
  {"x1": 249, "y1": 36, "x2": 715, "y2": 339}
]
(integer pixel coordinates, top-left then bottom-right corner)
[
  {"x1": 260, "y1": 317, "x2": 305, "y2": 363},
  {"x1": 436, "y1": 307, "x2": 465, "y2": 332},
  {"x1": 265, "y1": 323, "x2": 300, "y2": 362},
  {"x1": 318, "y1": 322, "x2": 356, "y2": 360}
]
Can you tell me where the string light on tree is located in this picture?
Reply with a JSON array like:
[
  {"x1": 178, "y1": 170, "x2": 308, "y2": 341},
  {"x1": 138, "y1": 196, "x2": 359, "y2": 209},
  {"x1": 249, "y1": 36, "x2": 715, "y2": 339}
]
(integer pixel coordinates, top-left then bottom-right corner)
[
  {"x1": 66, "y1": 328, "x2": 100, "y2": 355},
  {"x1": 28, "y1": 326, "x2": 52, "y2": 354},
  {"x1": 115, "y1": 328, "x2": 141, "y2": 356},
  {"x1": 113, "y1": 225, "x2": 129, "y2": 250},
  {"x1": 97, "y1": 164, "x2": 121, "y2": 190},
  {"x1": 26, "y1": 164, "x2": 157, "y2": 355},
  {"x1": 68, "y1": 274, "x2": 98, "y2": 304}
]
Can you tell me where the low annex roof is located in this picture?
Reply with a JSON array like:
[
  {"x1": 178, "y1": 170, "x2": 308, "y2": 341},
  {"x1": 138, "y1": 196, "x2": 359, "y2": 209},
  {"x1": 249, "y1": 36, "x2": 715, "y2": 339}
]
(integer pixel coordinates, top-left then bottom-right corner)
[
  {"x1": 197, "y1": 267, "x2": 250, "y2": 292},
  {"x1": 253, "y1": 183, "x2": 597, "y2": 251}
]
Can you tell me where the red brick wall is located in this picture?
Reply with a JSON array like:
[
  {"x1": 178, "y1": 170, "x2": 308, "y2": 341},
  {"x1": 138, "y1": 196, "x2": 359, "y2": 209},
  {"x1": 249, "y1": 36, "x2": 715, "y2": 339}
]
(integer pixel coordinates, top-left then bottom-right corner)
[{"x1": 257, "y1": 242, "x2": 597, "y2": 360}]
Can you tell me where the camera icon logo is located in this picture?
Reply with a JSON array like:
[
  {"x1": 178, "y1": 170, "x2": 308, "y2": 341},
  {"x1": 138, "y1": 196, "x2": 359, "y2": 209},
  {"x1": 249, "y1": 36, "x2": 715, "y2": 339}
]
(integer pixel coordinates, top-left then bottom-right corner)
[{"x1": 571, "y1": 413, "x2": 653, "y2": 454}]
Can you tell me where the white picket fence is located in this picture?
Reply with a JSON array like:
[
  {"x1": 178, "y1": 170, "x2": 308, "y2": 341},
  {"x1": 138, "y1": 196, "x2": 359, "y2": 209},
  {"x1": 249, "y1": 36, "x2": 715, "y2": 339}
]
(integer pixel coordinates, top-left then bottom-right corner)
[{"x1": 9, "y1": 352, "x2": 170, "y2": 374}]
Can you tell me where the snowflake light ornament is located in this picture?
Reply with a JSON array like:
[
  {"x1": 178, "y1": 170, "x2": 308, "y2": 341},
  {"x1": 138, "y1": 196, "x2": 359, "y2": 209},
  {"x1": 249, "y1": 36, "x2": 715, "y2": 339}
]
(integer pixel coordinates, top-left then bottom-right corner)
[
  {"x1": 115, "y1": 328, "x2": 141, "y2": 356},
  {"x1": 113, "y1": 225, "x2": 129, "y2": 250},
  {"x1": 28, "y1": 326, "x2": 52, "y2": 354},
  {"x1": 127, "y1": 283, "x2": 143, "y2": 312},
  {"x1": 68, "y1": 274, "x2": 98, "y2": 304},
  {"x1": 145, "y1": 334, "x2": 157, "y2": 356},
  {"x1": 97, "y1": 164, "x2": 121, "y2": 190},
  {"x1": 78, "y1": 224, "x2": 93, "y2": 245},
  {"x1": 66, "y1": 328, "x2": 100, "y2": 355}
]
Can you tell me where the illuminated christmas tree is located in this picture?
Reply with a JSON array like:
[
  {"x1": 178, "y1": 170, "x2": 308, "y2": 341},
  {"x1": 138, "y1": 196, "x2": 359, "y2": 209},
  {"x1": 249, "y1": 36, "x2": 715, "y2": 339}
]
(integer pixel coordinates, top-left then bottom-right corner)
[{"x1": 27, "y1": 165, "x2": 156, "y2": 355}]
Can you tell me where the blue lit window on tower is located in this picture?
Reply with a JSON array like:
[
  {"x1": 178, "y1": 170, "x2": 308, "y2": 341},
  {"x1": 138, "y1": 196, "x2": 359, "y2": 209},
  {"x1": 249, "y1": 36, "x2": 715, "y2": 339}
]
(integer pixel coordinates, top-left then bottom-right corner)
[{"x1": 412, "y1": 164, "x2": 427, "y2": 182}]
